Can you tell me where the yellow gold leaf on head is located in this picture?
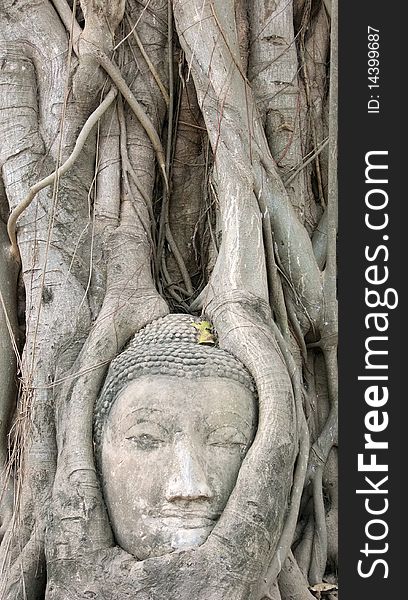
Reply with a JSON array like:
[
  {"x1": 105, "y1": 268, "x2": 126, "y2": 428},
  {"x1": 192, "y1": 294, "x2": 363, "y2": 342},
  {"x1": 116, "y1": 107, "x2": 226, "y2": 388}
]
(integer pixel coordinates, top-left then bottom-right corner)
[{"x1": 192, "y1": 320, "x2": 216, "y2": 345}]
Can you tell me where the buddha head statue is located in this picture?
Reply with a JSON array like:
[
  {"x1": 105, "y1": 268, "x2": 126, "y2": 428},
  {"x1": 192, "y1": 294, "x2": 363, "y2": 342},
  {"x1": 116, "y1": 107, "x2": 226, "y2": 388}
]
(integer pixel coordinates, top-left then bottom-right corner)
[{"x1": 94, "y1": 314, "x2": 257, "y2": 560}]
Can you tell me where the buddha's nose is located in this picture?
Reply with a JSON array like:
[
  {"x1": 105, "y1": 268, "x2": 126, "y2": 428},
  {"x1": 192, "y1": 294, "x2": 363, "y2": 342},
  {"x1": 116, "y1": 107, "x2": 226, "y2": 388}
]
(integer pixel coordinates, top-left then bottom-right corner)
[{"x1": 165, "y1": 436, "x2": 213, "y2": 501}]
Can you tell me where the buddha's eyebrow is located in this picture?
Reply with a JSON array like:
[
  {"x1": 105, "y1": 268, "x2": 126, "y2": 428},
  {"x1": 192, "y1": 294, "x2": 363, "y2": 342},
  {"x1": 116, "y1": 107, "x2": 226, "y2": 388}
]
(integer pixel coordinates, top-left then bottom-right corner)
[
  {"x1": 124, "y1": 422, "x2": 169, "y2": 437},
  {"x1": 124, "y1": 408, "x2": 169, "y2": 435},
  {"x1": 117, "y1": 407, "x2": 164, "y2": 428},
  {"x1": 129, "y1": 407, "x2": 164, "y2": 417},
  {"x1": 204, "y1": 410, "x2": 254, "y2": 431},
  {"x1": 127, "y1": 407, "x2": 167, "y2": 431}
]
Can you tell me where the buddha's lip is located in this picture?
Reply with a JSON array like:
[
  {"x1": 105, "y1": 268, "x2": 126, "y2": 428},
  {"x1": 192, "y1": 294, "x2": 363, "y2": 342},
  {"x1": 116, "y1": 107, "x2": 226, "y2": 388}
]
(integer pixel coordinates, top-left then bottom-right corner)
[
  {"x1": 160, "y1": 515, "x2": 216, "y2": 529},
  {"x1": 158, "y1": 509, "x2": 220, "y2": 525},
  {"x1": 160, "y1": 508, "x2": 220, "y2": 519}
]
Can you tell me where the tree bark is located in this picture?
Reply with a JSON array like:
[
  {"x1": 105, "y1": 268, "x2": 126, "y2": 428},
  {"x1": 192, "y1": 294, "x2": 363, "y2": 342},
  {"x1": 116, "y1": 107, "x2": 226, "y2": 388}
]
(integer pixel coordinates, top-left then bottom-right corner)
[{"x1": 0, "y1": 1, "x2": 337, "y2": 598}]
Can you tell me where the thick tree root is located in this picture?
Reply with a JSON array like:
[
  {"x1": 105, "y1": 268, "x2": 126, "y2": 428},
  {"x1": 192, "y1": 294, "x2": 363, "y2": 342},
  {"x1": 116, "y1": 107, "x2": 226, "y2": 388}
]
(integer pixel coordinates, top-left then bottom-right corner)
[{"x1": 7, "y1": 88, "x2": 118, "y2": 261}]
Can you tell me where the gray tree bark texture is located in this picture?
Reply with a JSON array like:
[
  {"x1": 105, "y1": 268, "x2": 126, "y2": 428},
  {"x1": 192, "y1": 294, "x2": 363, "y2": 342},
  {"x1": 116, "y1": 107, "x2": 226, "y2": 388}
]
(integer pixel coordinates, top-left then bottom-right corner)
[{"x1": 0, "y1": 1, "x2": 337, "y2": 599}]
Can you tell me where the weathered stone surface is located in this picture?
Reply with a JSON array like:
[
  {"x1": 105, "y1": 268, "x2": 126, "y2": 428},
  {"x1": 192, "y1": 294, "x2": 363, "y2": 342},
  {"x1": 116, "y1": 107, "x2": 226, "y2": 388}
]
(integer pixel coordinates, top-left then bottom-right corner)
[{"x1": 100, "y1": 374, "x2": 256, "y2": 559}]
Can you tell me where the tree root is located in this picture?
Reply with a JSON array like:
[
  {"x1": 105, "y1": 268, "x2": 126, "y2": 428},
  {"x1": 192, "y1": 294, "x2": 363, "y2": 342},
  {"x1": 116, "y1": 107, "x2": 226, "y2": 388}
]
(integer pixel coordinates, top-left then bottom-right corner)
[
  {"x1": 259, "y1": 319, "x2": 309, "y2": 595},
  {"x1": 285, "y1": 138, "x2": 329, "y2": 187},
  {"x1": 52, "y1": 1, "x2": 168, "y2": 193},
  {"x1": 7, "y1": 88, "x2": 118, "y2": 261},
  {"x1": 0, "y1": 2, "x2": 337, "y2": 597},
  {"x1": 278, "y1": 551, "x2": 316, "y2": 600},
  {"x1": 50, "y1": 0, "x2": 82, "y2": 55},
  {"x1": 125, "y1": 13, "x2": 170, "y2": 106},
  {"x1": 92, "y1": 47, "x2": 168, "y2": 191}
]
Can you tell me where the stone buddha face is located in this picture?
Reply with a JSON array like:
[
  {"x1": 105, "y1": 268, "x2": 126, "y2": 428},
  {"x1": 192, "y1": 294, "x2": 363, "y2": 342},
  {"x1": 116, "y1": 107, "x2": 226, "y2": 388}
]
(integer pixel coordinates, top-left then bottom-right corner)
[{"x1": 100, "y1": 374, "x2": 256, "y2": 560}]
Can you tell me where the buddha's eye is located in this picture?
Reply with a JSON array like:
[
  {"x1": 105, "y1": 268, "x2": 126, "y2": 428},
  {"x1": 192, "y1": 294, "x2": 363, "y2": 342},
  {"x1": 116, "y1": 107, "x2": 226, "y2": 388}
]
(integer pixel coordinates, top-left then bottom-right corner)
[
  {"x1": 207, "y1": 426, "x2": 248, "y2": 450},
  {"x1": 126, "y1": 433, "x2": 164, "y2": 451},
  {"x1": 125, "y1": 421, "x2": 168, "y2": 450}
]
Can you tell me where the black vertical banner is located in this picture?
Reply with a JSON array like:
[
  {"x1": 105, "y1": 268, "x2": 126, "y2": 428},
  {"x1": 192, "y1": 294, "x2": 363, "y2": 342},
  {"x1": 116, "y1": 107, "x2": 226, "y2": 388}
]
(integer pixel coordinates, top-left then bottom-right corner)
[{"x1": 339, "y1": 2, "x2": 405, "y2": 599}]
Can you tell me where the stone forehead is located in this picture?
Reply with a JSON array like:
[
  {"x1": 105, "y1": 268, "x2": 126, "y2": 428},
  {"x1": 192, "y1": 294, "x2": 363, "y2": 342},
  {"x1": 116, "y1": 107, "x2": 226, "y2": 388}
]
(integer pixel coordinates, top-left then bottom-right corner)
[{"x1": 93, "y1": 314, "x2": 256, "y2": 448}]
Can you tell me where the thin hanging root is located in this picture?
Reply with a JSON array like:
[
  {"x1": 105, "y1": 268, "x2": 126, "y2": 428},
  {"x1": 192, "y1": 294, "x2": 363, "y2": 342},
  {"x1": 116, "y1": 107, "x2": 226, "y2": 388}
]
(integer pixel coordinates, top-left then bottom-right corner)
[
  {"x1": 92, "y1": 48, "x2": 168, "y2": 193},
  {"x1": 298, "y1": 2, "x2": 326, "y2": 209},
  {"x1": 125, "y1": 14, "x2": 170, "y2": 107},
  {"x1": 165, "y1": 224, "x2": 194, "y2": 296},
  {"x1": 53, "y1": 3, "x2": 168, "y2": 191},
  {"x1": 306, "y1": 0, "x2": 338, "y2": 485},
  {"x1": 309, "y1": 466, "x2": 328, "y2": 584},
  {"x1": 285, "y1": 138, "x2": 329, "y2": 187},
  {"x1": 259, "y1": 319, "x2": 310, "y2": 596},
  {"x1": 305, "y1": 346, "x2": 338, "y2": 485},
  {"x1": 51, "y1": 0, "x2": 81, "y2": 55},
  {"x1": 156, "y1": 2, "x2": 194, "y2": 300},
  {"x1": 7, "y1": 88, "x2": 118, "y2": 261},
  {"x1": 255, "y1": 183, "x2": 289, "y2": 340},
  {"x1": 117, "y1": 97, "x2": 155, "y2": 224}
]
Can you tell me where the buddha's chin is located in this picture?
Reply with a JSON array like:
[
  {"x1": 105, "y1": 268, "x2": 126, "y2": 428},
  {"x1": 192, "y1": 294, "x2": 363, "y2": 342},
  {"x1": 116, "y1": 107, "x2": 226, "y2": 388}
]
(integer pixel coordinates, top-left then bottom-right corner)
[
  {"x1": 170, "y1": 524, "x2": 213, "y2": 551},
  {"x1": 123, "y1": 520, "x2": 215, "y2": 561}
]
